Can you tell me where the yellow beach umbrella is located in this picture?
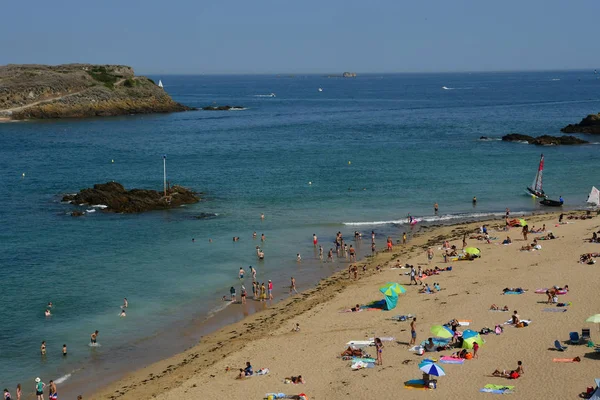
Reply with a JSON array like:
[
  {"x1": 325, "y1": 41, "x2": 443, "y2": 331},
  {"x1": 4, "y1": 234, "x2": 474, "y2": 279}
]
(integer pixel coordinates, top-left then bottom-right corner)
[{"x1": 464, "y1": 247, "x2": 481, "y2": 256}]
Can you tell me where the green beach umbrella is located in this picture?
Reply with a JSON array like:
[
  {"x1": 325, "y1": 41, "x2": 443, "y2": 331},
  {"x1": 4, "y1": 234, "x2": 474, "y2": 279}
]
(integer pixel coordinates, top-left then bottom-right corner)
[
  {"x1": 430, "y1": 325, "x2": 454, "y2": 339},
  {"x1": 379, "y1": 282, "x2": 407, "y2": 296},
  {"x1": 462, "y1": 334, "x2": 484, "y2": 349},
  {"x1": 464, "y1": 247, "x2": 481, "y2": 256},
  {"x1": 585, "y1": 314, "x2": 600, "y2": 332},
  {"x1": 519, "y1": 218, "x2": 527, "y2": 227}
]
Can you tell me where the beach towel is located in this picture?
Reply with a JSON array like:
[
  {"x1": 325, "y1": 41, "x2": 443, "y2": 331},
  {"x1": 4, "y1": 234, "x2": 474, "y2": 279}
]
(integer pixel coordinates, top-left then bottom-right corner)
[
  {"x1": 504, "y1": 319, "x2": 531, "y2": 325},
  {"x1": 440, "y1": 356, "x2": 464, "y2": 364},
  {"x1": 489, "y1": 309, "x2": 509, "y2": 312},
  {"x1": 351, "y1": 357, "x2": 376, "y2": 363},
  {"x1": 542, "y1": 308, "x2": 567, "y2": 312},
  {"x1": 346, "y1": 340, "x2": 373, "y2": 347},
  {"x1": 368, "y1": 337, "x2": 395, "y2": 342},
  {"x1": 502, "y1": 291, "x2": 524, "y2": 295},
  {"x1": 480, "y1": 384, "x2": 515, "y2": 394},
  {"x1": 535, "y1": 289, "x2": 568, "y2": 295},
  {"x1": 351, "y1": 360, "x2": 375, "y2": 369},
  {"x1": 458, "y1": 320, "x2": 471, "y2": 326},
  {"x1": 420, "y1": 338, "x2": 450, "y2": 347},
  {"x1": 265, "y1": 393, "x2": 287, "y2": 399},
  {"x1": 552, "y1": 357, "x2": 580, "y2": 363},
  {"x1": 391, "y1": 314, "x2": 415, "y2": 321},
  {"x1": 408, "y1": 345, "x2": 423, "y2": 352},
  {"x1": 404, "y1": 379, "x2": 427, "y2": 389}
]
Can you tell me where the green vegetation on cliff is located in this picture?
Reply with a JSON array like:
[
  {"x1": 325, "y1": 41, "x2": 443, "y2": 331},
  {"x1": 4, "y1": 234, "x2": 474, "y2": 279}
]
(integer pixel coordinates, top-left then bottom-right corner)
[{"x1": 0, "y1": 63, "x2": 194, "y2": 120}]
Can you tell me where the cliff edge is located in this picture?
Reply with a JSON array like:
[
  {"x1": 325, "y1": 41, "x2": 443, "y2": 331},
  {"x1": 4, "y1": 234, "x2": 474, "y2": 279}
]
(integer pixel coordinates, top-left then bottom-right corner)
[{"x1": 0, "y1": 64, "x2": 193, "y2": 120}]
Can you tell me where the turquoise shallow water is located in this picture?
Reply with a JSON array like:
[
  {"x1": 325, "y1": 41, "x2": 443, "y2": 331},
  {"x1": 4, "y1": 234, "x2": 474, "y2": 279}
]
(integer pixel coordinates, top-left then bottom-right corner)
[{"x1": 1, "y1": 71, "x2": 600, "y2": 393}]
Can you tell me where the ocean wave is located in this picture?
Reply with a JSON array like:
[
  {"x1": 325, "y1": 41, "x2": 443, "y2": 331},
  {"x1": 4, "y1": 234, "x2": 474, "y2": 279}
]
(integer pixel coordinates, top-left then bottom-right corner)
[
  {"x1": 85, "y1": 209, "x2": 96, "y2": 213},
  {"x1": 92, "y1": 204, "x2": 108, "y2": 209},
  {"x1": 442, "y1": 86, "x2": 474, "y2": 90},
  {"x1": 343, "y1": 211, "x2": 526, "y2": 226},
  {"x1": 478, "y1": 137, "x2": 501, "y2": 141},
  {"x1": 442, "y1": 86, "x2": 454, "y2": 90},
  {"x1": 54, "y1": 373, "x2": 71, "y2": 384},
  {"x1": 551, "y1": 78, "x2": 561, "y2": 81},
  {"x1": 253, "y1": 94, "x2": 276, "y2": 98},
  {"x1": 205, "y1": 300, "x2": 232, "y2": 319}
]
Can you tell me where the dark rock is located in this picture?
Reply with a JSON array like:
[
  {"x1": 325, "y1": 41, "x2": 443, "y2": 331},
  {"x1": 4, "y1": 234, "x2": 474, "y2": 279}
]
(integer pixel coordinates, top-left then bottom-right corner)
[
  {"x1": 202, "y1": 105, "x2": 245, "y2": 111},
  {"x1": 502, "y1": 133, "x2": 535, "y2": 143},
  {"x1": 561, "y1": 113, "x2": 600, "y2": 134},
  {"x1": 194, "y1": 212, "x2": 218, "y2": 219},
  {"x1": 71, "y1": 210, "x2": 85, "y2": 217},
  {"x1": 502, "y1": 133, "x2": 588, "y2": 145},
  {"x1": 62, "y1": 182, "x2": 200, "y2": 213}
]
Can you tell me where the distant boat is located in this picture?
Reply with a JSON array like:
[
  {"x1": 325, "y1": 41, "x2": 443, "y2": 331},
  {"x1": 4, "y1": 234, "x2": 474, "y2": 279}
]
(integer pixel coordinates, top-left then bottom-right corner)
[
  {"x1": 526, "y1": 154, "x2": 547, "y2": 198},
  {"x1": 269, "y1": 93, "x2": 276, "y2": 97},
  {"x1": 158, "y1": 80, "x2": 164, "y2": 88},
  {"x1": 318, "y1": 88, "x2": 323, "y2": 92},
  {"x1": 587, "y1": 186, "x2": 600, "y2": 206}
]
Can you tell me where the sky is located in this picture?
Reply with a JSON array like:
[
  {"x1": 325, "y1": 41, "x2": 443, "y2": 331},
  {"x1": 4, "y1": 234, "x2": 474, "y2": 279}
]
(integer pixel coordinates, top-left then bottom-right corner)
[{"x1": 0, "y1": 0, "x2": 598, "y2": 74}]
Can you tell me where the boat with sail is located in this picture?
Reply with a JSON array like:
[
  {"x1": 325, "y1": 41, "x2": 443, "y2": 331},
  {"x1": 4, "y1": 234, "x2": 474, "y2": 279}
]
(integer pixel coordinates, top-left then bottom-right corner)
[
  {"x1": 158, "y1": 79, "x2": 164, "y2": 88},
  {"x1": 587, "y1": 186, "x2": 600, "y2": 207},
  {"x1": 526, "y1": 154, "x2": 547, "y2": 198}
]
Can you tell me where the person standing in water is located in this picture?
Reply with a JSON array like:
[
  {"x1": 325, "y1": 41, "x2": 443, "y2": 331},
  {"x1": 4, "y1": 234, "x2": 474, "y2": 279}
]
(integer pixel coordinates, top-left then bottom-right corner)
[
  {"x1": 239, "y1": 267, "x2": 245, "y2": 279},
  {"x1": 241, "y1": 285, "x2": 247, "y2": 304},
  {"x1": 290, "y1": 277, "x2": 298, "y2": 294},
  {"x1": 261, "y1": 233, "x2": 265, "y2": 242},
  {"x1": 62, "y1": 344, "x2": 67, "y2": 357},
  {"x1": 319, "y1": 245, "x2": 323, "y2": 260},
  {"x1": 268, "y1": 280, "x2": 273, "y2": 300},
  {"x1": 230, "y1": 286, "x2": 236, "y2": 302},
  {"x1": 327, "y1": 248, "x2": 333, "y2": 262},
  {"x1": 250, "y1": 266, "x2": 257, "y2": 281},
  {"x1": 472, "y1": 196, "x2": 477, "y2": 205},
  {"x1": 40, "y1": 341, "x2": 46, "y2": 356},
  {"x1": 48, "y1": 380, "x2": 57, "y2": 400},
  {"x1": 434, "y1": 203, "x2": 438, "y2": 213},
  {"x1": 260, "y1": 213, "x2": 264, "y2": 220},
  {"x1": 313, "y1": 234, "x2": 318, "y2": 246},
  {"x1": 123, "y1": 298, "x2": 128, "y2": 308},
  {"x1": 90, "y1": 331, "x2": 99, "y2": 345}
]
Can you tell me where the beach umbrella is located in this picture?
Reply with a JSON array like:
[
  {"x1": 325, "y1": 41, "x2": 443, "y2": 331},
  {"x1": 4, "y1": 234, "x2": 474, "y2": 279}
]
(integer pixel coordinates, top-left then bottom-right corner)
[
  {"x1": 462, "y1": 334, "x2": 484, "y2": 349},
  {"x1": 464, "y1": 247, "x2": 481, "y2": 256},
  {"x1": 519, "y1": 218, "x2": 527, "y2": 227},
  {"x1": 430, "y1": 325, "x2": 454, "y2": 339},
  {"x1": 379, "y1": 282, "x2": 407, "y2": 296},
  {"x1": 585, "y1": 314, "x2": 600, "y2": 331},
  {"x1": 461, "y1": 329, "x2": 480, "y2": 340},
  {"x1": 419, "y1": 361, "x2": 446, "y2": 377}
]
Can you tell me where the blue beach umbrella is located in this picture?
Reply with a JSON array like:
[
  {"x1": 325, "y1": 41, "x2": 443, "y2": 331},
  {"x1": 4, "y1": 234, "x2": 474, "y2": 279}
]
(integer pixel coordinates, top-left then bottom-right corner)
[
  {"x1": 462, "y1": 329, "x2": 480, "y2": 340},
  {"x1": 419, "y1": 361, "x2": 446, "y2": 377}
]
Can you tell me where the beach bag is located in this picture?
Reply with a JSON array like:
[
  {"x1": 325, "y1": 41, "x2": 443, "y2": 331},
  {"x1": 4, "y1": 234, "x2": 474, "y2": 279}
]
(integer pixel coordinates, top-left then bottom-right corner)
[{"x1": 495, "y1": 325, "x2": 503, "y2": 335}]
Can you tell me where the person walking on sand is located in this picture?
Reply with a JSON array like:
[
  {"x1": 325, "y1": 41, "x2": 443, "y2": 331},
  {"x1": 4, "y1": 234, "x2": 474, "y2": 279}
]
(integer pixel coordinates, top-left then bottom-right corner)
[
  {"x1": 417, "y1": 266, "x2": 423, "y2": 285},
  {"x1": 375, "y1": 337, "x2": 384, "y2": 366},
  {"x1": 403, "y1": 232, "x2": 407, "y2": 245},
  {"x1": 313, "y1": 234, "x2": 318, "y2": 246},
  {"x1": 522, "y1": 225, "x2": 528, "y2": 241},
  {"x1": 268, "y1": 280, "x2": 273, "y2": 300},
  {"x1": 290, "y1": 277, "x2": 298, "y2": 294},
  {"x1": 472, "y1": 341, "x2": 479, "y2": 359},
  {"x1": 410, "y1": 318, "x2": 417, "y2": 345},
  {"x1": 427, "y1": 247, "x2": 434, "y2": 263},
  {"x1": 410, "y1": 266, "x2": 417, "y2": 285},
  {"x1": 34, "y1": 378, "x2": 45, "y2": 400}
]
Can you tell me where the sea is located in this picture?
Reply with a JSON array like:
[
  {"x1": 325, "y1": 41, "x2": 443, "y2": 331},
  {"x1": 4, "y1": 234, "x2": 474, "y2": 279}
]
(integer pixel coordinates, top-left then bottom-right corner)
[{"x1": 1, "y1": 71, "x2": 599, "y2": 396}]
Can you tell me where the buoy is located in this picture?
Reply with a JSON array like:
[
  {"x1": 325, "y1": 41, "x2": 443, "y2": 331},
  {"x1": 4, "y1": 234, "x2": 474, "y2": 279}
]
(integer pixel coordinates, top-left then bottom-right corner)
[
  {"x1": 308, "y1": 181, "x2": 312, "y2": 185},
  {"x1": 348, "y1": 161, "x2": 351, "y2": 165},
  {"x1": 111, "y1": 159, "x2": 114, "y2": 163},
  {"x1": 22, "y1": 173, "x2": 25, "y2": 177}
]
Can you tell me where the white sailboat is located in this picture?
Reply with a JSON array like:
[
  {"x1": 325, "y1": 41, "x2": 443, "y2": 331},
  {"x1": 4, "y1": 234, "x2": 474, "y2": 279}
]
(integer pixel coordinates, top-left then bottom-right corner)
[
  {"x1": 587, "y1": 186, "x2": 600, "y2": 207},
  {"x1": 525, "y1": 154, "x2": 547, "y2": 198},
  {"x1": 158, "y1": 79, "x2": 164, "y2": 88}
]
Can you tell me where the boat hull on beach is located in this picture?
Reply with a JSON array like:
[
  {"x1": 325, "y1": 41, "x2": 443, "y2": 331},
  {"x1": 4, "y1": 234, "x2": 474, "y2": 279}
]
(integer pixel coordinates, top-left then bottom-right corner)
[{"x1": 540, "y1": 199, "x2": 563, "y2": 207}]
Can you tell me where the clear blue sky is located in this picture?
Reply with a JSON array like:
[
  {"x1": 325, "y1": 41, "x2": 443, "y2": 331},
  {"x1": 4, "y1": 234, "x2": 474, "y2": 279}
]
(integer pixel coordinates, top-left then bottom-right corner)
[{"x1": 1, "y1": 0, "x2": 598, "y2": 74}]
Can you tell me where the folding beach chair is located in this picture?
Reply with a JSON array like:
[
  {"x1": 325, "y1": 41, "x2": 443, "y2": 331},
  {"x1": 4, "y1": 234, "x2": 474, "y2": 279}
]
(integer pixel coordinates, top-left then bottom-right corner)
[
  {"x1": 569, "y1": 332, "x2": 580, "y2": 345},
  {"x1": 582, "y1": 328, "x2": 591, "y2": 341},
  {"x1": 554, "y1": 340, "x2": 567, "y2": 351}
]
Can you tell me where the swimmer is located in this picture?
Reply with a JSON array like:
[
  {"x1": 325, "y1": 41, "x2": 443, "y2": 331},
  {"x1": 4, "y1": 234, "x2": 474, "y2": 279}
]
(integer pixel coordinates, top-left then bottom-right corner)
[
  {"x1": 123, "y1": 298, "x2": 128, "y2": 308},
  {"x1": 62, "y1": 344, "x2": 67, "y2": 356},
  {"x1": 40, "y1": 341, "x2": 46, "y2": 356},
  {"x1": 209, "y1": 238, "x2": 212, "y2": 243},
  {"x1": 260, "y1": 213, "x2": 264, "y2": 220},
  {"x1": 297, "y1": 253, "x2": 301, "y2": 262},
  {"x1": 191, "y1": 238, "x2": 195, "y2": 242},
  {"x1": 253, "y1": 231, "x2": 257, "y2": 239},
  {"x1": 239, "y1": 267, "x2": 245, "y2": 279},
  {"x1": 44, "y1": 310, "x2": 51, "y2": 317},
  {"x1": 119, "y1": 309, "x2": 126, "y2": 317},
  {"x1": 250, "y1": 266, "x2": 257, "y2": 281},
  {"x1": 261, "y1": 233, "x2": 265, "y2": 242},
  {"x1": 47, "y1": 302, "x2": 53, "y2": 309},
  {"x1": 90, "y1": 330, "x2": 99, "y2": 345}
]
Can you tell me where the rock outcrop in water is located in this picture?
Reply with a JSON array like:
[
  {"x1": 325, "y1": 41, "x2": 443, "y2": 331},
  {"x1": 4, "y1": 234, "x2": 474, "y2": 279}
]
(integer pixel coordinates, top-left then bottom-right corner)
[
  {"x1": 561, "y1": 113, "x2": 600, "y2": 134},
  {"x1": 502, "y1": 133, "x2": 588, "y2": 145},
  {"x1": 202, "y1": 105, "x2": 245, "y2": 111},
  {"x1": 62, "y1": 182, "x2": 200, "y2": 213},
  {"x1": 0, "y1": 64, "x2": 194, "y2": 120}
]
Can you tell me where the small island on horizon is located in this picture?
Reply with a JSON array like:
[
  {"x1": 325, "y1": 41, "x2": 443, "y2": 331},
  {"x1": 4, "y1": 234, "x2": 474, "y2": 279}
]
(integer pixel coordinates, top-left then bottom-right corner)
[{"x1": 0, "y1": 63, "x2": 194, "y2": 121}]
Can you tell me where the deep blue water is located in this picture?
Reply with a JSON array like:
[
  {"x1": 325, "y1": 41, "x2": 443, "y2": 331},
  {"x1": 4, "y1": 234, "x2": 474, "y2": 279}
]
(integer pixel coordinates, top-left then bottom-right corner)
[{"x1": 1, "y1": 71, "x2": 599, "y2": 393}]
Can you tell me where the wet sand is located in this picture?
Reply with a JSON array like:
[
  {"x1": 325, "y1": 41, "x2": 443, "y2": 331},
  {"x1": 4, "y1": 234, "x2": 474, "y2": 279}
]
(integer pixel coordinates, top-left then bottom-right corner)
[{"x1": 90, "y1": 211, "x2": 600, "y2": 400}]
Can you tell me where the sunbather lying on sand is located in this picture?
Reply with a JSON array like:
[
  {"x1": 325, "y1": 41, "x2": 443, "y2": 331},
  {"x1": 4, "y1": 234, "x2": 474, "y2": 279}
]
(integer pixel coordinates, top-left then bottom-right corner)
[
  {"x1": 520, "y1": 239, "x2": 541, "y2": 251},
  {"x1": 502, "y1": 288, "x2": 527, "y2": 294},
  {"x1": 284, "y1": 375, "x2": 305, "y2": 384},
  {"x1": 502, "y1": 236, "x2": 512, "y2": 245},
  {"x1": 490, "y1": 304, "x2": 509, "y2": 311},
  {"x1": 492, "y1": 361, "x2": 524, "y2": 379},
  {"x1": 341, "y1": 304, "x2": 363, "y2": 312},
  {"x1": 538, "y1": 232, "x2": 556, "y2": 240},
  {"x1": 580, "y1": 253, "x2": 599, "y2": 264}
]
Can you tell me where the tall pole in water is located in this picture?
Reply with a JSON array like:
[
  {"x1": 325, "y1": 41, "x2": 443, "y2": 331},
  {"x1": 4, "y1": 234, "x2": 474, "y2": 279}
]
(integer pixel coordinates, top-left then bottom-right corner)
[{"x1": 163, "y1": 154, "x2": 167, "y2": 196}]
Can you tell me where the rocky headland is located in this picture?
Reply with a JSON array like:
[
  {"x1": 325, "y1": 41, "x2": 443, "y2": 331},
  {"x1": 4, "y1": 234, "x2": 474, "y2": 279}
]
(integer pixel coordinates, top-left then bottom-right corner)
[
  {"x1": 502, "y1": 133, "x2": 588, "y2": 145},
  {"x1": 561, "y1": 113, "x2": 600, "y2": 134},
  {"x1": 0, "y1": 64, "x2": 193, "y2": 120},
  {"x1": 63, "y1": 182, "x2": 200, "y2": 214}
]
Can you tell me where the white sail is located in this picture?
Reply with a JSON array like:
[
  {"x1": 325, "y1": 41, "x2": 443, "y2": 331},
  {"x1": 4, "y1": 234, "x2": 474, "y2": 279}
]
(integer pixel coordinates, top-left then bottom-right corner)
[
  {"x1": 158, "y1": 80, "x2": 163, "y2": 88},
  {"x1": 587, "y1": 186, "x2": 600, "y2": 206}
]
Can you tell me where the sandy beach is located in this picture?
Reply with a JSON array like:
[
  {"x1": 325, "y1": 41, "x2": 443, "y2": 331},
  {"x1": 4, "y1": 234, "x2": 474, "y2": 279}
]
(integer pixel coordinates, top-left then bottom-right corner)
[{"x1": 89, "y1": 211, "x2": 600, "y2": 400}]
